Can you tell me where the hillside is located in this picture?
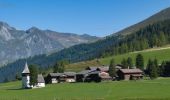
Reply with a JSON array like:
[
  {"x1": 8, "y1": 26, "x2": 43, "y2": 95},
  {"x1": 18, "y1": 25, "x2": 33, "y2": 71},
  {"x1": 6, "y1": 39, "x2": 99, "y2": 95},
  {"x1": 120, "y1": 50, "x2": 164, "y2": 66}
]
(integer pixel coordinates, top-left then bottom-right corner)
[
  {"x1": 1, "y1": 78, "x2": 170, "y2": 100},
  {"x1": 64, "y1": 46, "x2": 170, "y2": 72},
  {"x1": 1, "y1": 7, "x2": 170, "y2": 82},
  {"x1": 116, "y1": 7, "x2": 170, "y2": 35},
  {"x1": 0, "y1": 22, "x2": 99, "y2": 65}
]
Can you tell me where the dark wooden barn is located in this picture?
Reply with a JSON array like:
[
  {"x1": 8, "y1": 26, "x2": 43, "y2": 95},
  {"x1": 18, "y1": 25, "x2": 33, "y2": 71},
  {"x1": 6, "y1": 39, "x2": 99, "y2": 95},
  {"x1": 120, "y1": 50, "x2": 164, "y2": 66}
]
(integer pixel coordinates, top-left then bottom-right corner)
[{"x1": 117, "y1": 69, "x2": 143, "y2": 80}]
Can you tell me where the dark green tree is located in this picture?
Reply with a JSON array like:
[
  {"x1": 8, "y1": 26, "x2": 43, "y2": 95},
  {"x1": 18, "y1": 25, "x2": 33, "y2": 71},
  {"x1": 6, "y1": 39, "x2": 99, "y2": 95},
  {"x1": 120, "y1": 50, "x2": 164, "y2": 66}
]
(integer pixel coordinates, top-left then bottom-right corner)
[
  {"x1": 160, "y1": 61, "x2": 165, "y2": 76},
  {"x1": 109, "y1": 59, "x2": 116, "y2": 77},
  {"x1": 15, "y1": 73, "x2": 21, "y2": 80},
  {"x1": 149, "y1": 61, "x2": 158, "y2": 79},
  {"x1": 29, "y1": 65, "x2": 39, "y2": 86},
  {"x1": 53, "y1": 62, "x2": 59, "y2": 73},
  {"x1": 146, "y1": 59, "x2": 158, "y2": 79},
  {"x1": 53, "y1": 60, "x2": 67, "y2": 73},
  {"x1": 146, "y1": 59, "x2": 152, "y2": 75},
  {"x1": 159, "y1": 31, "x2": 166, "y2": 46},
  {"x1": 136, "y1": 54, "x2": 144, "y2": 70},
  {"x1": 127, "y1": 57, "x2": 133, "y2": 68},
  {"x1": 154, "y1": 58, "x2": 159, "y2": 75},
  {"x1": 121, "y1": 58, "x2": 128, "y2": 68}
]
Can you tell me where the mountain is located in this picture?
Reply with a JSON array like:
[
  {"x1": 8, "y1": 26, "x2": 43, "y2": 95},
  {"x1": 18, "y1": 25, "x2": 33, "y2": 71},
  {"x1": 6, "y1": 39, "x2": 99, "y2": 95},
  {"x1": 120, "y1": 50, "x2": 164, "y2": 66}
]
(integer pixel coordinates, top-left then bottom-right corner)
[
  {"x1": 0, "y1": 22, "x2": 99, "y2": 65},
  {"x1": 0, "y1": 7, "x2": 170, "y2": 82},
  {"x1": 116, "y1": 7, "x2": 170, "y2": 35}
]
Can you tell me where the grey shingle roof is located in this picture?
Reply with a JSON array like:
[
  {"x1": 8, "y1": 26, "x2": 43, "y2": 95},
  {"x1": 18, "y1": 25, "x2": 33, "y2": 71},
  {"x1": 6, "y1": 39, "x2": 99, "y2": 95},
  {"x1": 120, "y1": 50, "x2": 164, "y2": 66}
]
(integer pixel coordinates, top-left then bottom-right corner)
[
  {"x1": 119, "y1": 69, "x2": 143, "y2": 74},
  {"x1": 37, "y1": 74, "x2": 45, "y2": 83},
  {"x1": 64, "y1": 72, "x2": 76, "y2": 76},
  {"x1": 22, "y1": 62, "x2": 30, "y2": 74},
  {"x1": 49, "y1": 73, "x2": 62, "y2": 77},
  {"x1": 49, "y1": 72, "x2": 76, "y2": 77},
  {"x1": 78, "y1": 70, "x2": 93, "y2": 75}
]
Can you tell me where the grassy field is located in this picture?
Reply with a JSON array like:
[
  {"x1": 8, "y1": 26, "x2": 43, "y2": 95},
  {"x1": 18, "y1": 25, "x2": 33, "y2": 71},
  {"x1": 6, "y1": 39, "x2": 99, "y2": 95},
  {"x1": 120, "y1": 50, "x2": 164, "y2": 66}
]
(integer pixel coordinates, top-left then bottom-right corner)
[
  {"x1": 65, "y1": 46, "x2": 170, "y2": 72},
  {"x1": 0, "y1": 78, "x2": 170, "y2": 100},
  {"x1": 100, "y1": 46, "x2": 170, "y2": 66}
]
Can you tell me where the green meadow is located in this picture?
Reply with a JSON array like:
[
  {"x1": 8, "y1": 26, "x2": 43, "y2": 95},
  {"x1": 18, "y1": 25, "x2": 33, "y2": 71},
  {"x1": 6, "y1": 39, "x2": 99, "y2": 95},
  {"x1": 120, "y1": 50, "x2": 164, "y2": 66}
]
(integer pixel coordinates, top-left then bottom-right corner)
[
  {"x1": 0, "y1": 78, "x2": 170, "y2": 100},
  {"x1": 100, "y1": 47, "x2": 170, "y2": 66},
  {"x1": 65, "y1": 46, "x2": 170, "y2": 72}
]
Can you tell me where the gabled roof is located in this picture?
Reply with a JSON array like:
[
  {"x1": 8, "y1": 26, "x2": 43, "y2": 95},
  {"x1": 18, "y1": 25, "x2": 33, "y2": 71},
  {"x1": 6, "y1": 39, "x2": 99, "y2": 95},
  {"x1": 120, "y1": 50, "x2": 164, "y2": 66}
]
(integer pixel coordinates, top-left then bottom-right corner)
[
  {"x1": 97, "y1": 67, "x2": 109, "y2": 72},
  {"x1": 77, "y1": 70, "x2": 94, "y2": 75},
  {"x1": 49, "y1": 72, "x2": 76, "y2": 77},
  {"x1": 22, "y1": 62, "x2": 30, "y2": 74},
  {"x1": 119, "y1": 69, "x2": 143, "y2": 74},
  {"x1": 37, "y1": 74, "x2": 45, "y2": 83},
  {"x1": 86, "y1": 65, "x2": 122, "y2": 72},
  {"x1": 64, "y1": 72, "x2": 76, "y2": 76},
  {"x1": 49, "y1": 73, "x2": 62, "y2": 77}
]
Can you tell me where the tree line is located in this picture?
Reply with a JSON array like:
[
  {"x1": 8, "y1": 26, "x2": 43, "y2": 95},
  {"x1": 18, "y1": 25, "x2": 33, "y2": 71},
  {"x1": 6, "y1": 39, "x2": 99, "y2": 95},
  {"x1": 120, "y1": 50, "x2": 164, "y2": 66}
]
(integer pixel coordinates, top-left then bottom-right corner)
[{"x1": 109, "y1": 53, "x2": 170, "y2": 79}]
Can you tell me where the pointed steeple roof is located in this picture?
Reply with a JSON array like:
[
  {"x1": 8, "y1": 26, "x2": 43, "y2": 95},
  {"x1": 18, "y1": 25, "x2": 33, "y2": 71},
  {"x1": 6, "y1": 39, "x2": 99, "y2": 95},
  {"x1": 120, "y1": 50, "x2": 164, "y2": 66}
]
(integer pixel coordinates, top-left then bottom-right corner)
[{"x1": 22, "y1": 62, "x2": 30, "y2": 74}]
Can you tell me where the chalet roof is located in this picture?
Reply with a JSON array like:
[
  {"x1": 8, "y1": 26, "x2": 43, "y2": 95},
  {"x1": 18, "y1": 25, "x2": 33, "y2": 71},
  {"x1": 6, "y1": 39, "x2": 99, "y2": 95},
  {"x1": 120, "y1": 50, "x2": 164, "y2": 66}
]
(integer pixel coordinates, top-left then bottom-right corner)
[
  {"x1": 100, "y1": 75, "x2": 112, "y2": 79},
  {"x1": 97, "y1": 67, "x2": 109, "y2": 72},
  {"x1": 49, "y1": 73, "x2": 62, "y2": 77},
  {"x1": 22, "y1": 62, "x2": 30, "y2": 74},
  {"x1": 88, "y1": 71, "x2": 100, "y2": 75},
  {"x1": 37, "y1": 74, "x2": 45, "y2": 83},
  {"x1": 119, "y1": 69, "x2": 143, "y2": 74},
  {"x1": 49, "y1": 72, "x2": 76, "y2": 77},
  {"x1": 64, "y1": 72, "x2": 76, "y2": 76},
  {"x1": 77, "y1": 70, "x2": 94, "y2": 75}
]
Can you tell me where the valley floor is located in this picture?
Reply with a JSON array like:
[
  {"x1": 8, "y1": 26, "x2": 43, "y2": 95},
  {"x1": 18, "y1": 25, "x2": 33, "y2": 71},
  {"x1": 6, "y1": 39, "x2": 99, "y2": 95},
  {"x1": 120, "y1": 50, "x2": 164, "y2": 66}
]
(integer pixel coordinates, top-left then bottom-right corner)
[{"x1": 0, "y1": 78, "x2": 170, "y2": 100}]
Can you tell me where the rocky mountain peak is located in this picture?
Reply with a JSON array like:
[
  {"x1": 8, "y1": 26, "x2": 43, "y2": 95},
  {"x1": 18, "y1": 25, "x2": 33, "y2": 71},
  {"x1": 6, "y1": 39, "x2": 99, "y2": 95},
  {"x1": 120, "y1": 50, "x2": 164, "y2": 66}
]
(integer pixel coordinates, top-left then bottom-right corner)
[{"x1": 26, "y1": 27, "x2": 41, "y2": 33}]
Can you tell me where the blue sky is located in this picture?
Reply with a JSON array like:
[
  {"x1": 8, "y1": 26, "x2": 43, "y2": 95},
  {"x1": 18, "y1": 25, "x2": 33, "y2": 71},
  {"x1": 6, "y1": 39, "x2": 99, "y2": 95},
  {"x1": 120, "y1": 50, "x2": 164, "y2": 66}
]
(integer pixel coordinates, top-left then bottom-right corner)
[{"x1": 0, "y1": 0, "x2": 170, "y2": 37}]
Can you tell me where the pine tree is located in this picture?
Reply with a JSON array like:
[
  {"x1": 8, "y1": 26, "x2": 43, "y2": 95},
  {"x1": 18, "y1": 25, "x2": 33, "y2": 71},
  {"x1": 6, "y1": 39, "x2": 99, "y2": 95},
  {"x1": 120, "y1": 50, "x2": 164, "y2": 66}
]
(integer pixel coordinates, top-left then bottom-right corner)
[
  {"x1": 136, "y1": 54, "x2": 144, "y2": 70},
  {"x1": 109, "y1": 59, "x2": 116, "y2": 77},
  {"x1": 121, "y1": 58, "x2": 128, "y2": 68},
  {"x1": 15, "y1": 73, "x2": 21, "y2": 80},
  {"x1": 53, "y1": 62, "x2": 59, "y2": 73},
  {"x1": 160, "y1": 61, "x2": 165, "y2": 76},
  {"x1": 146, "y1": 59, "x2": 152, "y2": 75},
  {"x1": 146, "y1": 59, "x2": 158, "y2": 79},
  {"x1": 29, "y1": 65, "x2": 39, "y2": 86},
  {"x1": 53, "y1": 60, "x2": 66, "y2": 73},
  {"x1": 150, "y1": 61, "x2": 158, "y2": 79},
  {"x1": 159, "y1": 31, "x2": 166, "y2": 46},
  {"x1": 154, "y1": 58, "x2": 159, "y2": 75},
  {"x1": 127, "y1": 57, "x2": 133, "y2": 68}
]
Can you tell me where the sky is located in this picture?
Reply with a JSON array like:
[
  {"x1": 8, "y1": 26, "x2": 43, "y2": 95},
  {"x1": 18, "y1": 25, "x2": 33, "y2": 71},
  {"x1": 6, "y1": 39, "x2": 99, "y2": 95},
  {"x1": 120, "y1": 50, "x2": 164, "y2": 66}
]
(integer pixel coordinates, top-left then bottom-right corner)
[{"x1": 0, "y1": 0, "x2": 170, "y2": 37}]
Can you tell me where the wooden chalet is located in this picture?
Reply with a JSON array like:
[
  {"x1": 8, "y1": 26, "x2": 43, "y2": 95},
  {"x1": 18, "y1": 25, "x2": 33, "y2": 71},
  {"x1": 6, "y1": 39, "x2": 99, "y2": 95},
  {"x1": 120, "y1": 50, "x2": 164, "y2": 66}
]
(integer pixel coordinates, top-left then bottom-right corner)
[
  {"x1": 76, "y1": 66, "x2": 115, "y2": 82},
  {"x1": 46, "y1": 72, "x2": 76, "y2": 84},
  {"x1": 117, "y1": 68, "x2": 143, "y2": 80},
  {"x1": 46, "y1": 73, "x2": 61, "y2": 84},
  {"x1": 76, "y1": 70, "x2": 94, "y2": 82},
  {"x1": 60, "y1": 72, "x2": 76, "y2": 83}
]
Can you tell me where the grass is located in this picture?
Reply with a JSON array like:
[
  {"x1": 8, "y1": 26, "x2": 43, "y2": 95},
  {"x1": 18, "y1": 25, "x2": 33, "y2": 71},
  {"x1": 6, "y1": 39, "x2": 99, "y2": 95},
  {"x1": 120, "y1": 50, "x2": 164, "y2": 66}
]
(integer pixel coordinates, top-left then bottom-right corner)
[
  {"x1": 100, "y1": 46, "x2": 170, "y2": 66},
  {"x1": 65, "y1": 46, "x2": 170, "y2": 72},
  {"x1": 0, "y1": 78, "x2": 170, "y2": 100}
]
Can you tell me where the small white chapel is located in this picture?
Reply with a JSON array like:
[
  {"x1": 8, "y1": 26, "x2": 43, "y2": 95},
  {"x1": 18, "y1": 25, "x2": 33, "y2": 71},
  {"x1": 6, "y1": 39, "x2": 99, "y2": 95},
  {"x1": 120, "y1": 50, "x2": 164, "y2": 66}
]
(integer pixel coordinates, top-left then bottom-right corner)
[{"x1": 21, "y1": 62, "x2": 45, "y2": 89}]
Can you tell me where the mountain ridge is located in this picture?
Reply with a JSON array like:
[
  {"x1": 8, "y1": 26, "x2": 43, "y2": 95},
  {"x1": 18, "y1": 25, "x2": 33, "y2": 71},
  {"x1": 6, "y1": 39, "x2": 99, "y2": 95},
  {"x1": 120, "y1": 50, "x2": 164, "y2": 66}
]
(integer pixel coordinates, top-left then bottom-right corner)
[
  {"x1": 115, "y1": 7, "x2": 170, "y2": 35},
  {"x1": 0, "y1": 21, "x2": 99, "y2": 65}
]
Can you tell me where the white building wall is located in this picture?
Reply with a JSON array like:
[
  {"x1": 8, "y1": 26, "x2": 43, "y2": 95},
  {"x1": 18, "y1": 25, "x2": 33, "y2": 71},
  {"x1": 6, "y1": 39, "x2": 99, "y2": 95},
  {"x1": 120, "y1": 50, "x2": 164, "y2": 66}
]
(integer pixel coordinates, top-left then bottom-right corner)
[
  {"x1": 52, "y1": 78, "x2": 59, "y2": 83},
  {"x1": 37, "y1": 83, "x2": 45, "y2": 87},
  {"x1": 22, "y1": 75, "x2": 30, "y2": 88}
]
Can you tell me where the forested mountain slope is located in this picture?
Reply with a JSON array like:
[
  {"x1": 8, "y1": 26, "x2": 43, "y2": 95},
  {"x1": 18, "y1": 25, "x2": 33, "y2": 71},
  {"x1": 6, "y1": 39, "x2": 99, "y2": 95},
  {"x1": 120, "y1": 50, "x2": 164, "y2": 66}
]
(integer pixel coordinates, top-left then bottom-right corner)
[
  {"x1": 1, "y1": 7, "x2": 170, "y2": 82},
  {"x1": 116, "y1": 7, "x2": 170, "y2": 35}
]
